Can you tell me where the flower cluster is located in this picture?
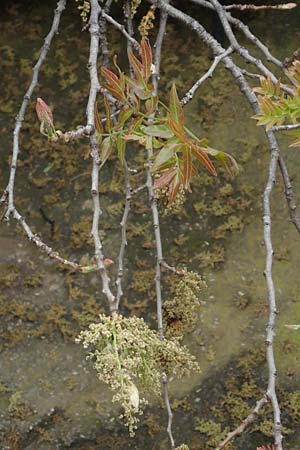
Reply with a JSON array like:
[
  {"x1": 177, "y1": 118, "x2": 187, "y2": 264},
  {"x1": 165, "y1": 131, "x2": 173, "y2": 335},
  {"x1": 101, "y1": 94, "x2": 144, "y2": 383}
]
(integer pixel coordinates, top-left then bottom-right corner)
[
  {"x1": 75, "y1": 0, "x2": 90, "y2": 23},
  {"x1": 138, "y1": 6, "x2": 156, "y2": 37},
  {"x1": 164, "y1": 271, "x2": 206, "y2": 338},
  {"x1": 76, "y1": 314, "x2": 200, "y2": 434}
]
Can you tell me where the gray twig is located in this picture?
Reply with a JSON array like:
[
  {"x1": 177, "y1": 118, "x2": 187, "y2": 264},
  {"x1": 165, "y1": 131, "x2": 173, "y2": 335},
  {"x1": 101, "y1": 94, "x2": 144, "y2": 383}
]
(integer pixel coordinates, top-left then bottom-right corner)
[
  {"x1": 213, "y1": 396, "x2": 268, "y2": 450},
  {"x1": 278, "y1": 156, "x2": 300, "y2": 233},
  {"x1": 148, "y1": 1, "x2": 285, "y2": 448},
  {"x1": 88, "y1": 0, "x2": 116, "y2": 311},
  {"x1": 3, "y1": 0, "x2": 67, "y2": 220},
  {"x1": 152, "y1": 0, "x2": 169, "y2": 95},
  {"x1": 181, "y1": 46, "x2": 233, "y2": 106},
  {"x1": 225, "y1": 3, "x2": 297, "y2": 11}
]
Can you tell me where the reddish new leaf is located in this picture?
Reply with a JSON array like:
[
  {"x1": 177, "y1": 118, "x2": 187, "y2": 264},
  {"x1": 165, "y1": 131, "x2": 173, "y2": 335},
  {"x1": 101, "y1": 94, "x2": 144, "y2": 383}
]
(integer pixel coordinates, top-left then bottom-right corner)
[
  {"x1": 36, "y1": 98, "x2": 54, "y2": 125},
  {"x1": 168, "y1": 116, "x2": 187, "y2": 142},
  {"x1": 182, "y1": 147, "x2": 192, "y2": 189},
  {"x1": 101, "y1": 66, "x2": 127, "y2": 102},
  {"x1": 95, "y1": 103, "x2": 103, "y2": 134},
  {"x1": 169, "y1": 83, "x2": 185, "y2": 124},
  {"x1": 100, "y1": 137, "x2": 113, "y2": 167},
  {"x1": 191, "y1": 146, "x2": 217, "y2": 177},
  {"x1": 104, "y1": 97, "x2": 113, "y2": 132},
  {"x1": 154, "y1": 168, "x2": 176, "y2": 190},
  {"x1": 140, "y1": 37, "x2": 152, "y2": 82}
]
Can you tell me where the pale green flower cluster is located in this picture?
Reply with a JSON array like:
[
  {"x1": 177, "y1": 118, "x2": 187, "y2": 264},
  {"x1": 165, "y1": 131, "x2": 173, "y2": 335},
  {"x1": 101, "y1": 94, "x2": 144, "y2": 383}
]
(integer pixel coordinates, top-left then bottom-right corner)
[
  {"x1": 164, "y1": 271, "x2": 206, "y2": 339},
  {"x1": 75, "y1": 0, "x2": 90, "y2": 23},
  {"x1": 76, "y1": 313, "x2": 200, "y2": 435}
]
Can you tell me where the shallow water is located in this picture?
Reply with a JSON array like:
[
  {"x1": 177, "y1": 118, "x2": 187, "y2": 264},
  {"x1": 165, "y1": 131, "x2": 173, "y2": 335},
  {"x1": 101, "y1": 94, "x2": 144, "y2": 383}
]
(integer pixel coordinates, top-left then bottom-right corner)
[{"x1": 1, "y1": 1, "x2": 300, "y2": 449}]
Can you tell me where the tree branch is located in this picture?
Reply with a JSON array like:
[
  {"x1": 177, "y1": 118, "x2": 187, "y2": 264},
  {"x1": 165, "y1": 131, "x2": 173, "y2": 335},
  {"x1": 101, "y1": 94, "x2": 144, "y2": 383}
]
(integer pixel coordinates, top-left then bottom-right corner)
[
  {"x1": 3, "y1": 0, "x2": 67, "y2": 220},
  {"x1": 88, "y1": 0, "x2": 116, "y2": 311},
  {"x1": 181, "y1": 46, "x2": 233, "y2": 106},
  {"x1": 213, "y1": 396, "x2": 268, "y2": 450}
]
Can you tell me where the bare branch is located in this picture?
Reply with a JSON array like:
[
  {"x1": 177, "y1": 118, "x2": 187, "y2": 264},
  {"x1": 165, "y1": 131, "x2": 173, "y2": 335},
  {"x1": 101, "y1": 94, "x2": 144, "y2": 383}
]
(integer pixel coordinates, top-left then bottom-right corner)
[
  {"x1": 225, "y1": 3, "x2": 297, "y2": 11},
  {"x1": 181, "y1": 46, "x2": 233, "y2": 106},
  {"x1": 3, "y1": 0, "x2": 67, "y2": 220},
  {"x1": 152, "y1": 0, "x2": 169, "y2": 95},
  {"x1": 213, "y1": 396, "x2": 268, "y2": 450},
  {"x1": 278, "y1": 156, "x2": 300, "y2": 233},
  {"x1": 99, "y1": 0, "x2": 113, "y2": 67},
  {"x1": 101, "y1": 7, "x2": 140, "y2": 52},
  {"x1": 116, "y1": 160, "x2": 131, "y2": 310},
  {"x1": 8, "y1": 208, "x2": 97, "y2": 273},
  {"x1": 148, "y1": 2, "x2": 285, "y2": 447},
  {"x1": 88, "y1": 0, "x2": 116, "y2": 311},
  {"x1": 272, "y1": 123, "x2": 300, "y2": 131},
  {"x1": 263, "y1": 138, "x2": 283, "y2": 450},
  {"x1": 190, "y1": 0, "x2": 285, "y2": 71}
]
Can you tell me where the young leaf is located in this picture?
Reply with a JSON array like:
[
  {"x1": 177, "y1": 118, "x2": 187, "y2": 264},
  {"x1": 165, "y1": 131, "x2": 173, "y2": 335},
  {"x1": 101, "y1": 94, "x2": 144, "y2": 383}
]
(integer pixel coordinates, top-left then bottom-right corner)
[
  {"x1": 36, "y1": 97, "x2": 57, "y2": 137},
  {"x1": 141, "y1": 124, "x2": 174, "y2": 139},
  {"x1": 117, "y1": 134, "x2": 126, "y2": 163},
  {"x1": 101, "y1": 66, "x2": 127, "y2": 103},
  {"x1": 140, "y1": 37, "x2": 152, "y2": 82},
  {"x1": 95, "y1": 103, "x2": 103, "y2": 134},
  {"x1": 191, "y1": 146, "x2": 217, "y2": 177},
  {"x1": 151, "y1": 145, "x2": 175, "y2": 172},
  {"x1": 205, "y1": 147, "x2": 238, "y2": 177},
  {"x1": 104, "y1": 97, "x2": 113, "y2": 132},
  {"x1": 182, "y1": 147, "x2": 192, "y2": 190},
  {"x1": 100, "y1": 136, "x2": 113, "y2": 167},
  {"x1": 169, "y1": 83, "x2": 185, "y2": 124},
  {"x1": 154, "y1": 168, "x2": 176, "y2": 190}
]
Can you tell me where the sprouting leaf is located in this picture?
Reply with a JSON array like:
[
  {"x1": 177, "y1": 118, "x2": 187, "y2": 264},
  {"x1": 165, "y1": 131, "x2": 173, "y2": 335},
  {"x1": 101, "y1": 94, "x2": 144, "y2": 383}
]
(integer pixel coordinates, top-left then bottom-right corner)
[
  {"x1": 154, "y1": 168, "x2": 176, "y2": 190},
  {"x1": 168, "y1": 173, "x2": 181, "y2": 203},
  {"x1": 95, "y1": 103, "x2": 103, "y2": 137},
  {"x1": 151, "y1": 145, "x2": 175, "y2": 171},
  {"x1": 100, "y1": 136, "x2": 113, "y2": 167},
  {"x1": 169, "y1": 83, "x2": 185, "y2": 124},
  {"x1": 145, "y1": 95, "x2": 158, "y2": 115},
  {"x1": 141, "y1": 124, "x2": 174, "y2": 139},
  {"x1": 205, "y1": 147, "x2": 238, "y2": 177},
  {"x1": 191, "y1": 146, "x2": 217, "y2": 177},
  {"x1": 117, "y1": 134, "x2": 126, "y2": 163},
  {"x1": 118, "y1": 108, "x2": 133, "y2": 127},
  {"x1": 101, "y1": 66, "x2": 127, "y2": 102},
  {"x1": 140, "y1": 37, "x2": 152, "y2": 82},
  {"x1": 182, "y1": 146, "x2": 192, "y2": 190},
  {"x1": 36, "y1": 97, "x2": 57, "y2": 138},
  {"x1": 168, "y1": 116, "x2": 187, "y2": 141},
  {"x1": 104, "y1": 97, "x2": 113, "y2": 132}
]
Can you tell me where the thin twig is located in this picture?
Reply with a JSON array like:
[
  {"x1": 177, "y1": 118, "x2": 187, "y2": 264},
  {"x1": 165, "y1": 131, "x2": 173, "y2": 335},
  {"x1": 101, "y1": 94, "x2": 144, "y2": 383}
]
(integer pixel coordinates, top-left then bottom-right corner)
[
  {"x1": 3, "y1": 0, "x2": 67, "y2": 220},
  {"x1": 181, "y1": 46, "x2": 233, "y2": 106},
  {"x1": 207, "y1": 0, "x2": 293, "y2": 96},
  {"x1": 278, "y1": 156, "x2": 300, "y2": 233},
  {"x1": 101, "y1": 7, "x2": 140, "y2": 52},
  {"x1": 99, "y1": 0, "x2": 113, "y2": 67},
  {"x1": 272, "y1": 123, "x2": 300, "y2": 131},
  {"x1": 9, "y1": 208, "x2": 97, "y2": 273},
  {"x1": 116, "y1": 160, "x2": 131, "y2": 309},
  {"x1": 213, "y1": 396, "x2": 268, "y2": 450},
  {"x1": 124, "y1": 0, "x2": 136, "y2": 78},
  {"x1": 148, "y1": 1, "x2": 284, "y2": 448},
  {"x1": 152, "y1": 0, "x2": 169, "y2": 95},
  {"x1": 190, "y1": 0, "x2": 287, "y2": 71},
  {"x1": 263, "y1": 136, "x2": 283, "y2": 450},
  {"x1": 225, "y1": 3, "x2": 297, "y2": 11},
  {"x1": 88, "y1": 0, "x2": 116, "y2": 311}
]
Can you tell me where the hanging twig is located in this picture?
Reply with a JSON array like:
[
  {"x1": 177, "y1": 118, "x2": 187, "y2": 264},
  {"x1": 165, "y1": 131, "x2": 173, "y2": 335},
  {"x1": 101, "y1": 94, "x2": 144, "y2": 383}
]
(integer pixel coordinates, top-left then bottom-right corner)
[
  {"x1": 213, "y1": 396, "x2": 268, "y2": 450},
  {"x1": 225, "y1": 3, "x2": 297, "y2": 11},
  {"x1": 3, "y1": 0, "x2": 67, "y2": 220},
  {"x1": 181, "y1": 46, "x2": 233, "y2": 106},
  {"x1": 278, "y1": 156, "x2": 300, "y2": 233},
  {"x1": 148, "y1": 1, "x2": 285, "y2": 448},
  {"x1": 152, "y1": 0, "x2": 169, "y2": 94},
  {"x1": 88, "y1": 0, "x2": 116, "y2": 311}
]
